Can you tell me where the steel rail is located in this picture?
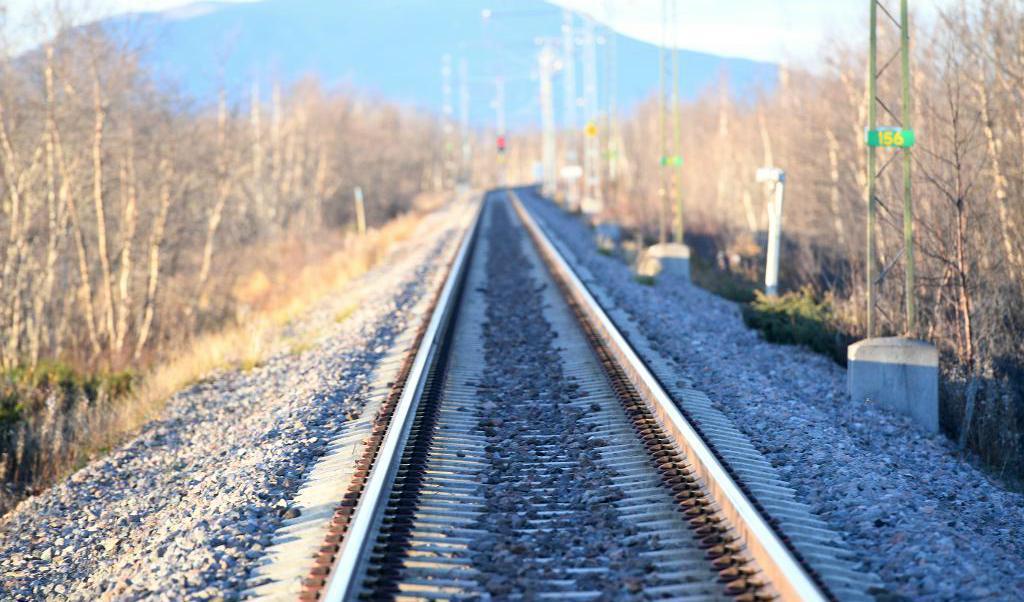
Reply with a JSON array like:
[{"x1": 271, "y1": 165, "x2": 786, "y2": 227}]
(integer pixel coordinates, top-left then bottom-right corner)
[
  {"x1": 508, "y1": 190, "x2": 828, "y2": 602},
  {"x1": 319, "y1": 198, "x2": 484, "y2": 602}
]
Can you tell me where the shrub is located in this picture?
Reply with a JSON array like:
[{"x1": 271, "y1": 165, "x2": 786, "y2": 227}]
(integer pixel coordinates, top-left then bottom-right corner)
[
  {"x1": 690, "y1": 256, "x2": 758, "y2": 304},
  {"x1": 741, "y1": 287, "x2": 853, "y2": 365},
  {"x1": 0, "y1": 362, "x2": 135, "y2": 421},
  {"x1": 0, "y1": 362, "x2": 138, "y2": 512}
]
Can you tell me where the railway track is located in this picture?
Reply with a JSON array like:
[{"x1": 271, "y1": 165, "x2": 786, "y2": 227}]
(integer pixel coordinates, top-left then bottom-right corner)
[{"x1": 254, "y1": 189, "x2": 878, "y2": 601}]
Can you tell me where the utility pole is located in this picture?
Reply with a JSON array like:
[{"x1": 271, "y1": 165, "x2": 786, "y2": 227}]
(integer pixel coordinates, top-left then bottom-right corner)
[
  {"x1": 864, "y1": 0, "x2": 916, "y2": 337},
  {"x1": 538, "y1": 42, "x2": 558, "y2": 198},
  {"x1": 459, "y1": 57, "x2": 471, "y2": 185},
  {"x1": 581, "y1": 13, "x2": 602, "y2": 214},
  {"x1": 441, "y1": 53, "x2": 455, "y2": 189},
  {"x1": 561, "y1": 9, "x2": 580, "y2": 210}
]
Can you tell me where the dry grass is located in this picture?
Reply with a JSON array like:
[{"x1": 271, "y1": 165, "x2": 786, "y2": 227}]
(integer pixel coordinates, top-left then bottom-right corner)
[
  {"x1": 333, "y1": 303, "x2": 359, "y2": 324},
  {"x1": 124, "y1": 209, "x2": 425, "y2": 432},
  {"x1": 0, "y1": 203, "x2": 436, "y2": 514}
]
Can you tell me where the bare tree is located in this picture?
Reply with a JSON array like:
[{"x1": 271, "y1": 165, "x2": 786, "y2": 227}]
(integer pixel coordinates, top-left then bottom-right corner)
[
  {"x1": 195, "y1": 90, "x2": 233, "y2": 307},
  {"x1": 134, "y1": 157, "x2": 175, "y2": 361},
  {"x1": 113, "y1": 125, "x2": 137, "y2": 357}
]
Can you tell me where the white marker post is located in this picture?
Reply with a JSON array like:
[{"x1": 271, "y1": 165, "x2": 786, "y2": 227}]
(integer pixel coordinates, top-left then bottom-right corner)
[
  {"x1": 755, "y1": 167, "x2": 785, "y2": 296},
  {"x1": 560, "y1": 165, "x2": 583, "y2": 211},
  {"x1": 353, "y1": 186, "x2": 367, "y2": 236}
]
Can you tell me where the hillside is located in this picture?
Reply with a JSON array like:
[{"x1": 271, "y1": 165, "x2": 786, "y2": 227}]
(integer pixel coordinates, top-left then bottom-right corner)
[{"x1": 106, "y1": 0, "x2": 777, "y2": 126}]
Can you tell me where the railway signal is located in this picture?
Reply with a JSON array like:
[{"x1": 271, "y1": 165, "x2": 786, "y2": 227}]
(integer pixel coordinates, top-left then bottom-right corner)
[{"x1": 494, "y1": 75, "x2": 506, "y2": 181}]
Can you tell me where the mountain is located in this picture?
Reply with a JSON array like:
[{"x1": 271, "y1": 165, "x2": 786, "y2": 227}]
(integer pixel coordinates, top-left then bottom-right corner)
[{"x1": 105, "y1": 0, "x2": 777, "y2": 129}]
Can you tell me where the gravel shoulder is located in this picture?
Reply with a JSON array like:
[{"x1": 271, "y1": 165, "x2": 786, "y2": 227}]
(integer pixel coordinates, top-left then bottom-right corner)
[
  {"x1": 0, "y1": 199, "x2": 472, "y2": 601},
  {"x1": 521, "y1": 188, "x2": 1024, "y2": 601}
]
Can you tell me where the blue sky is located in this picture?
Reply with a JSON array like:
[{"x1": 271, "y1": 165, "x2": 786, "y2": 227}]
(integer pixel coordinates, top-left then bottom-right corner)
[{"x1": 3, "y1": 0, "x2": 949, "y2": 62}]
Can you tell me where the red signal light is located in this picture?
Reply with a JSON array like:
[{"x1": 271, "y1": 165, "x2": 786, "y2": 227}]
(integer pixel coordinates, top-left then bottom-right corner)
[{"x1": 497, "y1": 135, "x2": 506, "y2": 153}]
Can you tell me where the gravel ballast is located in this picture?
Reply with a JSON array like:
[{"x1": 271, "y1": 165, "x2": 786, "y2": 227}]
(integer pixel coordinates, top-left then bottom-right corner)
[
  {"x1": 521, "y1": 187, "x2": 1024, "y2": 600},
  {"x1": 0, "y1": 202, "x2": 470, "y2": 601},
  {"x1": 361, "y1": 194, "x2": 730, "y2": 599},
  {"x1": 470, "y1": 198, "x2": 659, "y2": 596}
]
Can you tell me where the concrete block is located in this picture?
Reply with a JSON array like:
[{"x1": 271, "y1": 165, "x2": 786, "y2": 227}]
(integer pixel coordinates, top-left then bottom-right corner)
[
  {"x1": 847, "y1": 337, "x2": 939, "y2": 433},
  {"x1": 620, "y1": 239, "x2": 641, "y2": 267},
  {"x1": 637, "y1": 243, "x2": 691, "y2": 281},
  {"x1": 581, "y1": 197, "x2": 604, "y2": 215},
  {"x1": 594, "y1": 222, "x2": 622, "y2": 254}
]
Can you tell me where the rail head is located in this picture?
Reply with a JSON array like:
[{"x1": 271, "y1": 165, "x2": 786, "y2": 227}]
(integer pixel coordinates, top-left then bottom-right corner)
[
  {"x1": 320, "y1": 195, "x2": 484, "y2": 602},
  {"x1": 509, "y1": 190, "x2": 827, "y2": 602}
]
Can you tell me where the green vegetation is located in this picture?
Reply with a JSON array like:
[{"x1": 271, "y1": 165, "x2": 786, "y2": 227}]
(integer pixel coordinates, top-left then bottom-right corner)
[
  {"x1": 682, "y1": 253, "x2": 850, "y2": 364},
  {"x1": 689, "y1": 256, "x2": 758, "y2": 304},
  {"x1": 610, "y1": 236, "x2": 849, "y2": 365},
  {"x1": 288, "y1": 339, "x2": 316, "y2": 356},
  {"x1": 0, "y1": 361, "x2": 135, "y2": 427},
  {"x1": 741, "y1": 288, "x2": 852, "y2": 365},
  {"x1": 334, "y1": 303, "x2": 359, "y2": 324},
  {"x1": 239, "y1": 357, "x2": 264, "y2": 373}
]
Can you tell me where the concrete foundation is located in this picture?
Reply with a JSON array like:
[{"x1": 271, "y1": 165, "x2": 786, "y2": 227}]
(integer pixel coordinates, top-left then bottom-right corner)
[
  {"x1": 594, "y1": 222, "x2": 622, "y2": 254},
  {"x1": 580, "y1": 197, "x2": 604, "y2": 215},
  {"x1": 636, "y1": 243, "x2": 691, "y2": 281},
  {"x1": 847, "y1": 337, "x2": 939, "y2": 433}
]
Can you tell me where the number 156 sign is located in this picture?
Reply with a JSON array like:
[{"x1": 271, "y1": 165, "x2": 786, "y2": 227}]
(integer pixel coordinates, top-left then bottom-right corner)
[{"x1": 866, "y1": 127, "x2": 916, "y2": 148}]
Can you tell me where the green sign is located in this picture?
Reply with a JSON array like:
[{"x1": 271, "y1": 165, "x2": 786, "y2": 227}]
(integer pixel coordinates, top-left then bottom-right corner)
[
  {"x1": 660, "y1": 155, "x2": 683, "y2": 167},
  {"x1": 865, "y1": 128, "x2": 915, "y2": 148}
]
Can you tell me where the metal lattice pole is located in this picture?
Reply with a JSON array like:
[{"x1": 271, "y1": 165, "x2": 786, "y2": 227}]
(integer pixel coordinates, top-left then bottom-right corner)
[
  {"x1": 582, "y1": 13, "x2": 602, "y2": 210},
  {"x1": 441, "y1": 54, "x2": 455, "y2": 189},
  {"x1": 657, "y1": 0, "x2": 668, "y2": 246},
  {"x1": 459, "y1": 58, "x2": 470, "y2": 184},
  {"x1": 671, "y1": 0, "x2": 683, "y2": 245},
  {"x1": 561, "y1": 9, "x2": 579, "y2": 210},
  {"x1": 866, "y1": 1, "x2": 878, "y2": 338},
  {"x1": 864, "y1": 0, "x2": 916, "y2": 338},
  {"x1": 900, "y1": 0, "x2": 916, "y2": 336},
  {"x1": 605, "y1": 13, "x2": 619, "y2": 189},
  {"x1": 539, "y1": 43, "x2": 558, "y2": 198}
]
